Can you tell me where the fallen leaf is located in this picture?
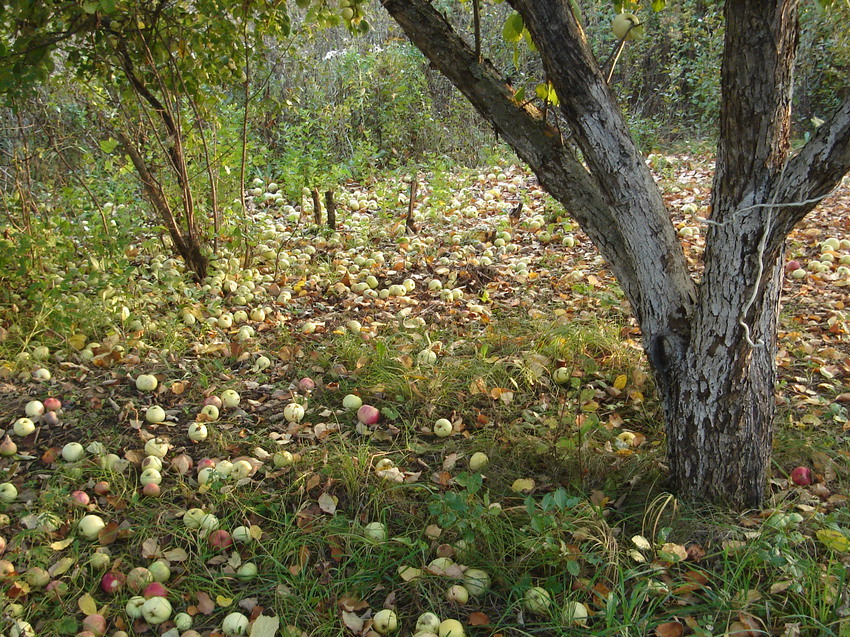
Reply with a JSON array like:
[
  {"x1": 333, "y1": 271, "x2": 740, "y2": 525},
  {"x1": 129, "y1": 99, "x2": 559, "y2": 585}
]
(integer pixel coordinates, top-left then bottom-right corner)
[
  {"x1": 78, "y1": 593, "x2": 98, "y2": 616},
  {"x1": 468, "y1": 612, "x2": 490, "y2": 626},
  {"x1": 342, "y1": 611, "x2": 365, "y2": 633},
  {"x1": 816, "y1": 529, "x2": 850, "y2": 552},
  {"x1": 196, "y1": 591, "x2": 215, "y2": 614},
  {"x1": 318, "y1": 492, "x2": 338, "y2": 515},
  {"x1": 654, "y1": 621, "x2": 684, "y2": 637},
  {"x1": 250, "y1": 615, "x2": 280, "y2": 637}
]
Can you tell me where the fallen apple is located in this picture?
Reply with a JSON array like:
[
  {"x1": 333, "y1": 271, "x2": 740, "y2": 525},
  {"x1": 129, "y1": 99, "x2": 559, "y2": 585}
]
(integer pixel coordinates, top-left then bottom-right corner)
[
  {"x1": 126, "y1": 567, "x2": 154, "y2": 591},
  {"x1": 561, "y1": 600, "x2": 589, "y2": 626},
  {"x1": 438, "y1": 619, "x2": 465, "y2": 637},
  {"x1": 297, "y1": 377, "x2": 316, "y2": 392},
  {"x1": 446, "y1": 584, "x2": 469, "y2": 604},
  {"x1": 43, "y1": 397, "x2": 62, "y2": 412},
  {"x1": 200, "y1": 404, "x2": 220, "y2": 421},
  {"x1": 364, "y1": 521, "x2": 387, "y2": 542},
  {"x1": 145, "y1": 406, "x2": 166, "y2": 424},
  {"x1": 24, "y1": 401, "x2": 44, "y2": 418},
  {"x1": 208, "y1": 529, "x2": 233, "y2": 550},
  {"x1": 143, "y1": 581, "x2": 168, "y2": 598},
  {"x1": 141, "y1": 455, "x2": 164, "y2": 471},
  {"x1": 148, "y1": 560, "x2": 171, "y2": 582},
  {"x1": 372, "y1": 609, "x2": 398, "y2": 634},
  {"x1": 230, "y1": 459, "x2": 253, "y2": 479},
  {"x1": 236, "y1": 561, "x2": 258, "y2": 581},
  {"x1": 552, "y1": 367, "x2": 571, "y2": 384},
  {"x1": 141, "y1": 596, "x2": 172, "y2": 624},
  {"x1": 135, "y1": 374, "x2": 158, "y2": 391},
  {"x1": 433, "y1": 418, "x2": 453, "y2": 438},
  {"x1": 125, "y1": 595, "x2": 146, "y2": 619},
  {"x1": 62, "y1": 442, "x2": 85, "y2": 462},
  {"x1": 357, "y1": 404, "x2": 380, "y2": 425},
  {"x1": 790, "y1": 465, "x2": 813, "y2": 486},
  {"x1": 0, "y1": 435, "x2": 17, "y2": 456},
  {"x1": 462, "y1": 568, "x2": 490, "y2": 596},
  {"x1": 342, "y1": 394, "x2": 363, "y2": 410},
  {"x1": 174, "y1": 612, "x2": 193, "y2": 631},
  {"x1": 284, "y1": 402, "x2": 306, "y2": 423},
  {"x1": 222, "y1": 611, "x2": 250, "y2": 635},
  {"x1": 524, "y1": 586, "x2": 552, "y2": 615},
  {"x1": 78, "y1": 514, "x2": 105, "y2": 540},
  {"x1": 468, "y1": 452, "x2": 489, "y2": 472},
  {"x1": 188, "y1": 422, "x2": 208, "y2": 442},
  {"x1": 144, "y1": 437, "x2": 169, "y2": 457},
  {"x1": 101, "y1": 571, "x2": 125, "y2": 595},
  {"x1": 416, "y1": 613, "x2": 441, "y2": 634},
  {"x1": 139, "y1": 468, "x2": 162, "y2": 486},
  {"x1": 221, "y1": 389, "x2": 241, "y2": 408}
]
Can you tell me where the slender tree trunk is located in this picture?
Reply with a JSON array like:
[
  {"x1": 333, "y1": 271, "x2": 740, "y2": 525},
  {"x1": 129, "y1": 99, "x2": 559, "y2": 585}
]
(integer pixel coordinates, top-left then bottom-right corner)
[{"x1": 116, "y1": 131, "x2": 208, "y2": 281}]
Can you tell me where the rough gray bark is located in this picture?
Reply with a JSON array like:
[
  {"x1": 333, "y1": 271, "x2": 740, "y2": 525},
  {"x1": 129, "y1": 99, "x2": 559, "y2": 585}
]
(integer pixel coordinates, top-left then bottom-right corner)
[{"x1": 381, "y1": 0, "x2": 850, "y2": 506}]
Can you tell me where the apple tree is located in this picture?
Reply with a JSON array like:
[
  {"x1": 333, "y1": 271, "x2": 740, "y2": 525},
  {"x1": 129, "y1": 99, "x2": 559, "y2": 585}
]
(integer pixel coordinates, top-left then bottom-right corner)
[
  {"x1": 378, "y1": 0, "x2": 850, "y2": 506},
  {"x1": 0, "y1": 0, "x2": 293, "y2": 280}
]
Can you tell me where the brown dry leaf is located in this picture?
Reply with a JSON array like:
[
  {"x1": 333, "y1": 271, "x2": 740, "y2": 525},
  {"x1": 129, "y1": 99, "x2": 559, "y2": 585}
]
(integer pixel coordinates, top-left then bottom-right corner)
[
  {"x1": 654, "y1": 621, "x2": 684, "y2": 637},
  {"x1": 141, "y1": 537, "x2": 161, "y2": 559},
  {"x1": 338, "y1": 595, "x2": 370, "y2": 612},
  {"x1": 78, "y1": 593, "x2": 98, "y2": 616},
  {"x1": 171, "y1": 453, "x2": 194, "y2": 475},
  {"x1": 196, "y1": 591, "x2": 216, "y2": 614},
  {"x1": 468, "y1": 612, "x2": 490, "y2": 626},
  {"x1": 98, "y1": 522, "x2": 120, "y2": 545}
]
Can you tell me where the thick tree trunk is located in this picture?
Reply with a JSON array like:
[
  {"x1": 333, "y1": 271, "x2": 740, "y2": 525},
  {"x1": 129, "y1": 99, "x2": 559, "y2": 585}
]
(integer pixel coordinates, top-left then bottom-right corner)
[{"x1": 382, "y1": 0, "x2": 850, "y2": 507}]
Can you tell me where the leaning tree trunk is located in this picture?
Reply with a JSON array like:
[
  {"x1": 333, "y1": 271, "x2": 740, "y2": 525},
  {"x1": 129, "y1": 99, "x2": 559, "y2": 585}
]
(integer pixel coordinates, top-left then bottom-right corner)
[{"x1": 381, "y1": 0, "x2": 850, "y2": 506}]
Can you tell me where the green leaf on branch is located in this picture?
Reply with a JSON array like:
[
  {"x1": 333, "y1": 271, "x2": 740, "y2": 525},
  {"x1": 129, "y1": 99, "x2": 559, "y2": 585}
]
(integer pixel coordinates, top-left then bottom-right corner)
[
  {"x1": 99, "y1": 138, "x2": 119, "y2": 154},
  {"x1": 502, "y1": 12, "x2": 524, "y2": 43}
]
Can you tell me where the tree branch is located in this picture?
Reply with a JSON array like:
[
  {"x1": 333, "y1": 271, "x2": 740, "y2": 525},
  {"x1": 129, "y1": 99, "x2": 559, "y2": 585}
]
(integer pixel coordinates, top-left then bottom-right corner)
[
  {"x1": 380, "y1": 0, "x2": 635, "y2": 300},
  {"x1": 772, "y1": 94, "x2": 850, "y2": 236}
]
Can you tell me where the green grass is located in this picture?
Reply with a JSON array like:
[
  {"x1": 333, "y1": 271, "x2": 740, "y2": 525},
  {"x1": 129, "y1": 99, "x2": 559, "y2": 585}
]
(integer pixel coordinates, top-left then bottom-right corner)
[{"x1": 1, "y1": 155, "x2": 849, "y2": 637}]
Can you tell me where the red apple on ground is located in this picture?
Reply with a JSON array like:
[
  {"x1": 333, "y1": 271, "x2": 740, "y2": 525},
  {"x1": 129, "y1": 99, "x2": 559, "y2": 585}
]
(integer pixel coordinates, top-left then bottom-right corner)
[
  {"x1": 357, "y1": 404, "x2": 380, "y2": 425},
  {"x1": 784, "y1": 260, "x2": 801, "y2": 273},
  {"x1": 100, "y1": 571, "x2": 125, "y2": 595},
  {"x1": 297, "y1": 377, "x2": 316, "y2": 392},
  {"x1": 143, "y1": 581, "x2": 168, "y2": 598},
  {"x1": 70, "y1": 490, "x2": 90, "y2": 506},
  {"x1": 208, "y1": 529, "x2": 233, "y2": 550},
  {"x1": 790, "y1": 466, "x2": 813, "y2": 486},
  {"x1": 93, "y1": 481, "x2": 110, "y2": 496},
  {"x1": 142, "y1": 483, "x2": 161, "y2": 497},
  {"x1": 44, "y1": 397, "x2": 62, "y2": 412}
]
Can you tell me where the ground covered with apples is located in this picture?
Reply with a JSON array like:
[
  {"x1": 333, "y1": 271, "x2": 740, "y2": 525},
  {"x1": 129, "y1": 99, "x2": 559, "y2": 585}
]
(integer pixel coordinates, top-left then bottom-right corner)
[{"x1": 1, "y1": 155, "x2": 849, "y2": 637}]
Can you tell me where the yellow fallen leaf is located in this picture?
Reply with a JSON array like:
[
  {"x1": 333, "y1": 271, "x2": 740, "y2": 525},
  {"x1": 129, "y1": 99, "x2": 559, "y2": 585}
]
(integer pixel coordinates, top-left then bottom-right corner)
[
  {"x1": 511, "y1": 478, "x2": 535, "y2": 494},
  {"x1": 658, "y1": 543, "x2": 688, "y2": 563},
  {"x1": 78, "y1": 593, "x2": 98, "y2": 616},
  {"x1": 398, "y1": 565, "x2": 423, "y2": 582},
  {"x1": 216, "y1": 595, "x2": 233, "y2": 607},
  {"x1": 817, "y1": 529, "x2": 850, "y2": 552},
  {"x1": 613, "y1": 374, "x2": 628, "y2": 390}
]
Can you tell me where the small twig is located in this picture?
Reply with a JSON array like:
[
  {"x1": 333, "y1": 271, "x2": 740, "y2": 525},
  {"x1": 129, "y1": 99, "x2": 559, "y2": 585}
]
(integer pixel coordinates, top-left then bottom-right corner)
[{"x1": 406, "y1": 179, "x2": 419, "y2": 235}]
